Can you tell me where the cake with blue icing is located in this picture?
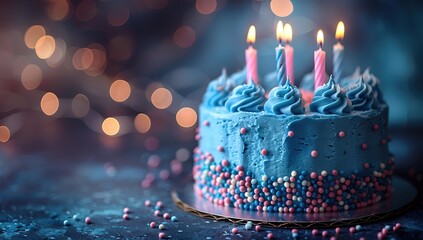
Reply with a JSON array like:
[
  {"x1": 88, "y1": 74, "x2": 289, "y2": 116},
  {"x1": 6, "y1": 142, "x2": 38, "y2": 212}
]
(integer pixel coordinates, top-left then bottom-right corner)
[{"x1": 193, "y1": 69, "x2": 394, "y2": 213}]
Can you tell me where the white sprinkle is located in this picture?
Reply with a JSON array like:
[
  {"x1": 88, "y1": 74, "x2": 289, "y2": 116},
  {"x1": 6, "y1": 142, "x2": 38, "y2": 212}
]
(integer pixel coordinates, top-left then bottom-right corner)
[
  {"x1": 291, "y1": 171, "x2": 297, "y2": 177},
  {"x1": 262, "y1": 175, "x2": 268, "y2": 181}
]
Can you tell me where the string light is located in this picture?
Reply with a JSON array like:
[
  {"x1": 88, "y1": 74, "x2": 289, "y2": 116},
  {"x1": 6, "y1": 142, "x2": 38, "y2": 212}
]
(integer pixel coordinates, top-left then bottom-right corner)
[
  {"x1": 21, "y1": 64, "x2": 42, "y2": 90},
  {"x1": 0, "y1": 126, "x2": 11, "y2": 143},
  {"x1": 176, "y1": 107, "x2": 197, "y2": 128},
  {"x1": 24, "y1": 25, "x2": 46, "y2": 49},
  {"x1": 151, "y1": 88, "x2": 172, "y2": 109},
  {"x1": 134, "y1": 113, "x2": 151, "y2": 133},
  {"x1": 35, "y1": 35, "x2": 56, "y2": 59},
  {"x1": 40, "y1": 92, "x2": 60, "y2": 116},
  {"x1": 102, "y1": 117, "x2": 120, "y2": 136},
  {"x1": 109, "y1": 80, "x2": 131, "y2": 103}
]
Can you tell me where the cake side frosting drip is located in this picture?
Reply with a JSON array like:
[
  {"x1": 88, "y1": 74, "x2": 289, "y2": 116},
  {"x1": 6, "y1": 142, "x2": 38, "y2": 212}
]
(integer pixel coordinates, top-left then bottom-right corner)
[
  {"x1": 225, "y1": 83, "x2": 266, "y2": 112},
  {"x1": 203, "y1": 69, "x2": 233, "y2": 107},
  {"x1": 346, "y1": 77, "x2": 375, "y2": 111},
  {"x1": 264, "y1": 80, "x2": 304, "y2": 115},
  {"x1": 310, "y1": 77, "x2": 352, "y2": 114}
]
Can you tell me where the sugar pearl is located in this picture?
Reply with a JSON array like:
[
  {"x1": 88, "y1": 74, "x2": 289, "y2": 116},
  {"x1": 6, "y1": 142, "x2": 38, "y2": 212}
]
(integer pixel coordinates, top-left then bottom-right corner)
[
  {"x1": 335, "y1": 227, "x2": 341, "y2": 234},
  {"x1": 163, "y1": 213, "x2": 171, "y2": 219},
  {"x1": 171, "y1": 216, "x2": 178, "y2": 222},
  {"x1": 123, "y1": 207, "x2": 130, "y2": 213},
  {"x1": 63, "y1": 220, "x2": 70, "y2": 226},
  {"x1": 144, "y1": 200, "x2": 151, "y2": 206},
  {"x1": 159, "y1": 232, "x2": 166, "y2": 239},
  {"x1": 217, "y1": 146, "x2": 224, "y2": 152},
  {"x1": 288, "y1": 131, "x2": 295, "y2": 137},
  {"x1": 123, "y1": 213, "x2": 130, "y2": 220},
  {"x1": 349, "y1": 227, "x2": 356, "y2": 233},
  {"x1": 159, "y1": 224, "x2": 166, "y2": 230},
  {"x1": 338, "y1": 131, "x2": 346, "y2": 137},
  {"x1": 311, "y1": 150, "x2": 318, "y2": 158},
  {"x1": 240, "y1": 128, "x2": 247, "y2": 134},
  {"x1": 85, "y1": 217, "x2": 92, "y2": 224},
  {"x1": 232, "y1": 227, "x2": 239, "y2": 234},
  {"x1": 72, "y1": 214, "x2": 79, "y2": 221},
  {"x1": 156, "y1": 201, "x2": 163, "y2": 207},
  {"x1": 261, "y1": 149, "x2": 268, "y2": 156},
  {"x1": 244, "y1": 222, "x2": 253, "y2": 230},
  {"x1": 361, "y1": 143, "x2": 368, "y2": 150},
  {"x1": 262, "y1": 175, "x2": 268, "y2": 181},
  {"x1": 255, "y1": 225, "x2": 261, "y2": 232},
  {"x1": 312, "y1": 229, "x2": 319, "y2": 235},
  {"x1": 322, "y1": 230, "x2": 329, "y2": 237},
  {"x1": 154, "y1": 210, "x2": 161, "y2": 216},
  {"x1": 267, "y1": 233, "x2": 274, "y2": 239},
  {"x1": 150, "y1": 222, "x2": 157, "y2": 228}
]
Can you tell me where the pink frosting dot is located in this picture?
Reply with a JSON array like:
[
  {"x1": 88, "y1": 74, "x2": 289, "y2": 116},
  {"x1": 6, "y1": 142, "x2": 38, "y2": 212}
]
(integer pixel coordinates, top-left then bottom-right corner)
[
  {"x1": 221, "y1": 159, "x2": 229, "y2": 167},
  {"x1": 232, "y1": 227, "x2": 239, "y2": 234},
  {"x1": 338, "y1": 131, "x2": 346, "y2": 138},
  {"x1": 255, "y1": 225, "x2": 261, "y2": 232},
  {"x1": 217, "y1": 146, "x2": 224, "y2": 152},
  {"x1": 150, "y1": 222, "x2": 157, "y2": 228},
  {"x1": 159, "y1": 232, "x2": 166, "y2": 239},
  {"x1": 361, "y1": 143, "x2": 368, "y2": 150},
  {"x1": 349, "y1": 227, "x2": 356, "y2": 233},
  {"x1": 85, "y1": 217, "x2": 92, "y2": 224},
  {"x1": 335, "y1": 227, "x2": 341, "y2": 234},
  {"x1": 240, "y1": 128, "x2": 247, "y2": 134},
  {"x1": 261, "y1": 149, "x2": 268, "y2": 156},
  {"x1": 154, "y1": 210, "x2": 161, "y2": 216},
  {"x1": 163, "y1": 213, "x2": 170, "y2": 219},
  {"x1": 288, "y1": 131, "x2": 295, "y2": 137},
  {"x1": 267, "y1": 233, "x2": 274, "y2": 239},
  {"x1": 312, "y1": 229, "x2": 319, "y2": 236},
  {"x1": 322, "y1": 230, "x2": 329, "y2": 237},
  {"x1": 311, "y1": 150, "x2": 318, "y2": 158}
]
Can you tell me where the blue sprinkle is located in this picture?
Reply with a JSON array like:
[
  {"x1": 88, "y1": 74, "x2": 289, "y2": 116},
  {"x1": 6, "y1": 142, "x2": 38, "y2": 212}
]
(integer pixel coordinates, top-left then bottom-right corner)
[
  {"x1": 171, "y1": 216, "x2": 178, "y2": 222},
  {"x1": 292, "y1": 232, "x2": 298, "y2": 238},
  {"x1": 63, "y1": 220, "x2": 70, "y2": 226}
]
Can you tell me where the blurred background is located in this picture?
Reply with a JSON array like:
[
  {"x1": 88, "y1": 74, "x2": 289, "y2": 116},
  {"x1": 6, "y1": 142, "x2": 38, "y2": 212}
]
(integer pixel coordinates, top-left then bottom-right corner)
[{"x1": 0, "y1": 0, "x2": 422, "y2": 161}]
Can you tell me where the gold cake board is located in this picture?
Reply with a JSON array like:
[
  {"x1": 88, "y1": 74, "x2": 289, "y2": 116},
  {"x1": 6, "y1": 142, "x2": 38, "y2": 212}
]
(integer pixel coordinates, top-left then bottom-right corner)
[{"x1": 172, "y1": 176, "x2": 416, "y2": 228}]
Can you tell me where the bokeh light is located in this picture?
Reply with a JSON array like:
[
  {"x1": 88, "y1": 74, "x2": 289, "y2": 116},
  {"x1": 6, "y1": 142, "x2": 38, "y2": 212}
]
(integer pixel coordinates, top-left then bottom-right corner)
[
  {"x1": 270, "y1": 0, "x2": 294, "y2": 17},
  {"x1": 134, "y1": 113, "x2": 151, "y2": 134},
  {"x1": 151, "y1": 87, "x2": 172, "y2": 109},
  {"x1": 71, "y1": 94, "x2": 90, "y2": 118},
  {"x1": 176, "y1": 107, "x2": 197, "y2": 128},
  {"x1": 174, "y1": 26, "x2": 196, "y2": 48},
  {"x1": 21, "y1": 64, "x2": 42, "y2": 90},
  {"x1": 35, "y1": 35, "x2": 56, "y2": 59},
  {"x1": 75, "y1": 0, "x2": 97, "y2": 22},
  {"x1": 196, "y1": 0, "x2": 217, "y2": 15},
  {"x1": 107, "y1": 7, "x2": 130, "y2": 27},
  {"x1": 24, "y1": 25, "x2": 46, "y2": 49},
  {"x1": 85, "y1": 44, "x2": 107, "y2": 76},
  {"x1": 40, "y1": 92, "x2": 59, "y2": 116},
  {"x1": 0, "y1": 126, "x2": 11, "y2": 143},
  {"x1": 47, "y1": 0, "x2": 70, "y2": 21},
  {"x1": 144, "y1": 0, "x2": 168, "y2": 10},
  {"x1": 109, "y1": 79, "x2": 131, "y2": 102},
  {"x1": 46, "y1": 38, "x2": 67, "y2": 68},
  {"x1": 72, "y1": 48, "x2": 94, "y2": 70},
  {"x1": 102, "y1": 117, "x2": 120, "y2": 136}
]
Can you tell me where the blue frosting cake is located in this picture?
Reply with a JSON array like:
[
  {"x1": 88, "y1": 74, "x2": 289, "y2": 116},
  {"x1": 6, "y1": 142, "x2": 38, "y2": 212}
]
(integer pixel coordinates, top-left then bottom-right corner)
[{"x1": 193, "y1": 70, "x2": 394, "y2": 213}]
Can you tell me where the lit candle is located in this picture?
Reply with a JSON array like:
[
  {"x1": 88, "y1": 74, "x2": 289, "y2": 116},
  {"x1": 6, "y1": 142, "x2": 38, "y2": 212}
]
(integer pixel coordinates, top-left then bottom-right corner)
[
  {"x1": 314, "y1": 30, "x2": 326, "y2": 89},
  {"x1": 275, "y1": 21, "x2": 286, "y2": 86},
  {"x1": 284, "y1": 23, "x2": 294, "y2": 85},
  {"x1": 333, "y1": 21, "x2": 345, "y2": 83},
  {"x1": 245, "y1": 25, "x2": 259, "y2": 84}
]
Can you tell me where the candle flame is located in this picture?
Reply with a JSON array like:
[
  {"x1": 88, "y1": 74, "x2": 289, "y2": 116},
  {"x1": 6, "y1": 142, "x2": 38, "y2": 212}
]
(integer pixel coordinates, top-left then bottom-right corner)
[
  {"x1": 247, "y1": 25, "x2": 256, "y2": 44},
  {"x1": 276, "y1": 21, "x2": 283, "y2": 43},
  {"x1": 317, "y1": 30, "x2": 324, "y2": 47},
  {"x1": 284, "y1": 23, "x2": 292, "y2": 43},
  {"x1": 336, "y1": 21, "x2": 345, "y2": 41}
]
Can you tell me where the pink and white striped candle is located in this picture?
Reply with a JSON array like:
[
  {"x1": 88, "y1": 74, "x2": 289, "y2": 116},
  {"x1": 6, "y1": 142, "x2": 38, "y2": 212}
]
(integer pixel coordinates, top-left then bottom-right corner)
[
  {"x1": 245, "y1": 25, "x2": 259, "y2": 84},
  {"x1": 314, "y1": 30, "x2": 326, "y2": 89}
]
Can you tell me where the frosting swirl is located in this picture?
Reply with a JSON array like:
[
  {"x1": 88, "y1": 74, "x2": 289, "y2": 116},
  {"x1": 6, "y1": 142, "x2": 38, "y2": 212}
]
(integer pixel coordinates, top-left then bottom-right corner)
[
  {"x1": 225, "y1": 83, "x2": 266, "y2": 112},
  {"x1": 363, "y1": 69, "x2": 385, "y2": 104},
  {"x1": 309, "y1": 76, "x2": 352, "y2": 114},
  {"x1": 203, "y1": 69, "x2": 232, "y2": 107},
  {"x1": 264, "y1": 80, "x2": 304, "y2": 115},
  {"x1": 346, "y1": 77, "x2": 375, "y2": 111}
]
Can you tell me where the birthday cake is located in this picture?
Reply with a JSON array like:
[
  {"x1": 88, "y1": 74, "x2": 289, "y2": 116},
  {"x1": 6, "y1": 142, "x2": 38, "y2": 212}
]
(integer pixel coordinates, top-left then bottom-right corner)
[{"x1": 192, "y1": 68, "x2": 394, "y2": 213}]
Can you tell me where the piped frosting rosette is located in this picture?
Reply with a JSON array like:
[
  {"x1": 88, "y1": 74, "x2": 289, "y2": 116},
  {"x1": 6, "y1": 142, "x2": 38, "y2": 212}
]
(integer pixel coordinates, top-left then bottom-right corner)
[
  {"x1": 309, "y1": 76, "x2": 352, "y2": 114},
  {"x1": 264, "y1": 80, "x2": 304, "y2": 115},
  {"x1": 346, "y1": 77, "x2": 375, "y2": 111},
  {"x1": 203, "y1": 69, "x2": 232, "y2": 107},
  {"x1": 363, "y1": 68, "x2": 385, "y2": 104},
  {"x1": 225, "y1": 82, "x2": 266, "y2": 112}
]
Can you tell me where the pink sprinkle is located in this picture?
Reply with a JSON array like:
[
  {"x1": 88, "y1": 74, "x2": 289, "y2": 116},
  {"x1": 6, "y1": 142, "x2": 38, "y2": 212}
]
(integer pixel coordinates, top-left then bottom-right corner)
[
  {"x1": 395, "y1": 223, "x2": 401, "y2": 229},
  {"x1": 154, "y1": 210, "x2": 161, "y2": 216},
  {"x1": 240, "y1": 128, "x2": 247, "y2": 134},
  {"x1": 335, "y1": 227, "x2": 341, "y2": 234},
  {"x1": 147, "y1": 155, "x2": 161, "y2": 168},
  {"x1": 144, "y1": 200, "x2": 151, "y2": 207},
  {"x1": 312, "y1": 229, "x2": 319, "y2": 235},
  {"x1": 332, "y1": 170, "x2": 339, "y2": 176},
  {"x1": 359, "y1": 238, "x2": 366, "y2": 240},
  {"x1": 267, "y1": 233, "x2": 274, "y2": 239},
  {"x1": 338, "y1": 131, "x2": 346, "y2": 138},
  {"x1": 361, "y1": 143, "x2": 368, "y2": 150},
  {"x1": 382, "y1": 228, "x2": 388, "y2": 235},
  {"x1": 292, "y1": 229, "x2": 298, "y2": 233},
  {"x1": 377, "y1": 232, "x2": 383, "y2": 239},
  {"x1": 330, "y1": 237, "x2": 337, "y2": 240},
  {"x1": 203, "y1": 120, "x2": 210, "y2": 126},
  {"x1": 159, "y1": 169, "x2": 170, "y2": 180},
  {"x1": 322, "y1": 230, "x2": 329, "y2": 237},
  {"x1": 84, "y1": 217, "x2": 92, "y2": 224},
  {"x1": 373, "y1": 124, "x2": 379, "y2": 131},
  {"x1": 288, "y1": 131, "x2": 295, "y2": 137},
  {"x1": 261, "y1": 149, "x2": 268, "y2": 156},
  {"x1": 311, "y1": 150, "x2": 318, "y2": 158},
  {"x1": 163, "y1": 213, "x2": 171, "y2": 219},
  {"x1": 255, "y1": 225, "x2": 261, "y2": 232},
  {"x1": 150, "y1": 222, "x2": 157, "y2": 228},
  {"x1": 349, "y1": 227, "x2": 356, "y2": 234},
  {"x1": 156, "y1": 201, "x2": 163, "y2": 207},
  {"x1": 310, "y1": 172, "x2": 318, "y2": 179},
  {"x1": 123, "y1": 207, "x2": 130, "y2": 214},
  {"x1": 232, "y1": 227, "x2": 238, "y2": 234},
  {"x1": 222, "y1": 159, "x2": 229, "y2": 167},
  {"x1": 159, "y1": 232, "x2": 166, "y2": 239},
  {"x1": 123, "y1": 213, "x2": 130, "y2": 220},
  {"x1": 217, "y1": 146, "x2": 224, "y2": 152}
]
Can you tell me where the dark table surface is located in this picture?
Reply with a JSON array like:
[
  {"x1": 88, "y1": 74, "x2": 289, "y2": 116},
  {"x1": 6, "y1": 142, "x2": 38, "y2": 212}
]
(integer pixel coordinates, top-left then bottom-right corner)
[{"x1": 1, "y1": 125, "x2": 423, "y2": 240}]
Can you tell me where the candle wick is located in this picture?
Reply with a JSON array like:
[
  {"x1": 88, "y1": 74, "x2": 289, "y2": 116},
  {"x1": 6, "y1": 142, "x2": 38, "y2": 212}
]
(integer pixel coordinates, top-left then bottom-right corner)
[{"x1": 319, "y1": 42, "x2": 323, "y2": 49}]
